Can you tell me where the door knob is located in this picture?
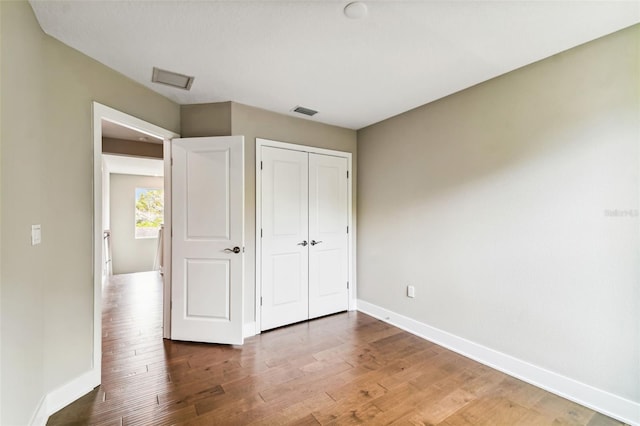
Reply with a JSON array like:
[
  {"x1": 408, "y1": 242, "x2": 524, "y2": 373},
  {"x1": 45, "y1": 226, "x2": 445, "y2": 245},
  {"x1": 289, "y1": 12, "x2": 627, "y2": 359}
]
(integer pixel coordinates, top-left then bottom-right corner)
[
  {"x1": 224, "y1": 246, "x2": 241, "y2": 254},
  {"x1": 310, "y1": 240, "x2": 323, "y2": 246},
  {"x1": 297, "y1": 240, "x2": 308, "y2": 247}
]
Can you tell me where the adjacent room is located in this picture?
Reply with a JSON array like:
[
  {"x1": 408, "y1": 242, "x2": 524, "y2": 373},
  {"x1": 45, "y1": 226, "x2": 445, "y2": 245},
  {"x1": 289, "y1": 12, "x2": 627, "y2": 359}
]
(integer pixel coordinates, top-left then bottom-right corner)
[{"x1": 1, "y1": 1, "x2": 638, "y2": 425}]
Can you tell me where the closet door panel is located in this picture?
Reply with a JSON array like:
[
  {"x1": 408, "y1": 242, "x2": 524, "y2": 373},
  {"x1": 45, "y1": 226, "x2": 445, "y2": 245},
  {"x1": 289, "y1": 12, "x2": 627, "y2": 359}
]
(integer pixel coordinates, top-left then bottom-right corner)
[
  {"x1": 261, "y1": 147, "x2": 309, "y2": 330},
  {"x1": 308, "y1": 153, "x2": 349, "y2": 319}
]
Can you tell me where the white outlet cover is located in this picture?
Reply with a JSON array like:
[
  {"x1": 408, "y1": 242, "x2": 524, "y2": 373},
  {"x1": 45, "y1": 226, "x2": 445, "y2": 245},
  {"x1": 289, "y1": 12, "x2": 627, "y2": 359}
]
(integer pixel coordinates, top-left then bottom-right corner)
[
  {"x1": 31, "y1": 224, "x2": 42, "y2": 245},
  {"x1": 407, "y1": 285, "x2": 415, "y2": 298}
]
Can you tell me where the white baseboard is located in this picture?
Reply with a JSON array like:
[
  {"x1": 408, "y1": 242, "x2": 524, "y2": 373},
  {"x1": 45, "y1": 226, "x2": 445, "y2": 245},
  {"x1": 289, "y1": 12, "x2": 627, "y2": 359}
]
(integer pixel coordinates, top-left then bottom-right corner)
[
  {"x1": 357, "y1": 299, "x2": 639, "y2": 426},
  {"x1": 243, "y1": 322, "x2": 256, "y2": 338},
  {"x1": 28, "y1": 395, "x2": 48, "y2": 426},
  {"x1": 349, "y1": 298, "x2": 358, "y2": 311},
  {"x1": 29, "y1": 369, "x2": 99, "y2": 426},
  {"x1": 46, "y1": 369, "x2": 98, "y2": 417}
]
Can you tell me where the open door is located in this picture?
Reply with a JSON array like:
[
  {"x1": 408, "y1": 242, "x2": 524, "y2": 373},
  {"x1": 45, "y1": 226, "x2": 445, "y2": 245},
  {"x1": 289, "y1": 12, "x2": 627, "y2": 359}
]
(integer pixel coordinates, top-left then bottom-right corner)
[{"x1": 171, "y1": 136, "x2": 244, "y2": 344}]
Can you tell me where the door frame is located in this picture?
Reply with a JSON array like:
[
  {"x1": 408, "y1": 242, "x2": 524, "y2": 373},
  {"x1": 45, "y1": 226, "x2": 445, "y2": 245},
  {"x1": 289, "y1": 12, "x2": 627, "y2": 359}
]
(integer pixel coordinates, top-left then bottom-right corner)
[
  {"x1": 92, "y1": 102, "x2": 179, "y2": 383},
  {"x1": 255, "y1": 138, "x2": 355, "y2": 333}
]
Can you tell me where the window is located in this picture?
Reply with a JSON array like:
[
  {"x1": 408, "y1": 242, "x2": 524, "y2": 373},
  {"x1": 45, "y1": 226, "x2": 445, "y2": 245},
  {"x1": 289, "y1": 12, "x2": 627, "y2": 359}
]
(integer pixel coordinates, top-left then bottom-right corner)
[{"x1": 135, "y1": 188, "x2": 164, "y2": 238}]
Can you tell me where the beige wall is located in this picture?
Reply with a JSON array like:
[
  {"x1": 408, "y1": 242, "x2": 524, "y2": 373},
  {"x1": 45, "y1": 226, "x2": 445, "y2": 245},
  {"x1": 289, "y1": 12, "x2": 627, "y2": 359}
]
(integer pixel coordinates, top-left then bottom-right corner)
[
  {"x1": 181, "y1": 102, "x2": 232, "y2": 137},
  {"x1": 0, "y1": 1, "x2": 180, "y2": 424},
  {"x1": 181, "y1": 102, "x2": 358, "y2": 325},
  {"x1": 357, "y1": 24, "x2": 640, "y2": 403},
  {"x1": 110, "y1": 174, "x2": 163, "y2": 274},
  {"x1": 1, "y1": 2, "x2": 46, "y2": 422},
  {"x1": 102, "y1": 137, "x2": 163, "y2": 159}
]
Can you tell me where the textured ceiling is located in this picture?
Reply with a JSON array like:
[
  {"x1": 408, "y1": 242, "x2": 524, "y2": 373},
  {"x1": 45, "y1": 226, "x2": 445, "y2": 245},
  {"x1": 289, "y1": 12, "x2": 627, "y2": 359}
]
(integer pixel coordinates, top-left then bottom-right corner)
[{"x1": 30, "y1": 1, "x2": 640, "y2": 130}]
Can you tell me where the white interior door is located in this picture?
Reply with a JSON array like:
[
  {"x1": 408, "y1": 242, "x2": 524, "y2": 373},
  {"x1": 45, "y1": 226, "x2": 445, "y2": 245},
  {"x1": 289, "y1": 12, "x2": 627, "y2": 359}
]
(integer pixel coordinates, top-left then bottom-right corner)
[
  {"x1": 171, "y1": 136, "x2": 244, "y2": 344},
  {"x1": 261, "y1": 147, "x2": 309, "y2": 330},
  {"x1": 308, "y1": 153, "x2": 349, "y2": 319}
]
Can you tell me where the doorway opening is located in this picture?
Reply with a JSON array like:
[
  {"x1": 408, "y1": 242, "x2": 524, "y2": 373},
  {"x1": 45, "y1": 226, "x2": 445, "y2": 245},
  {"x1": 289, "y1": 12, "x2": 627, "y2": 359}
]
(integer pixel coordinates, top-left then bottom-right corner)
[
  {"x1": 92, "y1": 102, "x2": 179, "y2": 387},
  {"x1": 103, "y1": 154, "x2": 164, "y2": 275}
]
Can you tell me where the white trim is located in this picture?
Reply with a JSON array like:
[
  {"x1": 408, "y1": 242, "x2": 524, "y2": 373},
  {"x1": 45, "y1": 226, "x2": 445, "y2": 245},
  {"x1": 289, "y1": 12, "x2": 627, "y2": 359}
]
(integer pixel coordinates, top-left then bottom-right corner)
[
  {"x1": 243, "y1": 322, "x2": 257, "y2": 338},
  {"x1": 162, "y1": 139, "x2": 173, "y2": 339},
  {"x1": 92, "y1": 103, "x2": 103, "y2": 385},
  {"x1": 29, "y1": 370, "x2": 98, "y2": 426},
  {"x1": 255, "y1": 140, "x2": 262, "y2": 332},
  {"x1": 45, "y1": 371, "x2": 98, "y2": 420},
  {"x1": 357, "y1": 299, "x2": 640, "y2": 426},
  {"x1": 255, "y1": 138, "x2": 355, "y2": 333},
  {"x1": 28, "y1": 396, "x2": 47, "y2": 426},
  {"x1": 257, "y1": 138, "x2": 354, "y2": 158},
  {"x1": 92, "y1": 102, "x2": 179, "y2": 392},
  {"x1": 346, "y1": 154, "x2": 355, "y2": 311}
]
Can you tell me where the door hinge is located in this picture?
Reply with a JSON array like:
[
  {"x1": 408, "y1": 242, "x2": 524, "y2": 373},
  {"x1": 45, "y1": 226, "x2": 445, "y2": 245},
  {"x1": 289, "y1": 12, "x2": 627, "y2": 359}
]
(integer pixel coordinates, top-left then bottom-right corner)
[
  {"x1": 171, "y1": 157, "x2": 173, "y2": 166},
  {"x1": 261, "y1": 228, "x2": 263, "y2": 238},
  {"x1": 242, "y1": 246, "x2": 245, "y2": 253},
  {"x1": 260, "y1": 297, "x2": 263, "y2": 306},
  {"x1": 347, "y1": 281, "x2": 349, "y2": 289},
  {"x1": 347, "y1": 226, "x2": 349, "y2": 234},
  {"x1": 347, "y1": 171, "x2": 349, "y2": 179},
  {"x1": 260, "y1": 161, "x2": 263, "y2": 170},
  {"x1": 170, "y1": 300, "x2": 172, "y2": 310}
]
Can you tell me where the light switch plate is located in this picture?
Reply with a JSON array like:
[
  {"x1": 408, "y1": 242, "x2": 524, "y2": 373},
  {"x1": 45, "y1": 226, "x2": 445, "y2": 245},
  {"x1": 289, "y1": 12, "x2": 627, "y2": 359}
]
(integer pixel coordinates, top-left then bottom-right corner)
[
  {"x1": 31, "y1": 224, "x2": 41, "y2": 245},
  {"x1": 407, "y1": 285, "x2": 415, "y2": 298}
]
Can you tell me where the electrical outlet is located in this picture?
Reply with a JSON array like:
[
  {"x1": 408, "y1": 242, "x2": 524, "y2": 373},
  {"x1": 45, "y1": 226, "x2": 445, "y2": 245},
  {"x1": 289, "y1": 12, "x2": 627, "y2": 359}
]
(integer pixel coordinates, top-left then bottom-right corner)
[
  {"x1": 407, "y1": 285, "x2": 415, "y2": 298},
  {"x1": 31, "y1": 224, "x2": 42, "y2": 245}
]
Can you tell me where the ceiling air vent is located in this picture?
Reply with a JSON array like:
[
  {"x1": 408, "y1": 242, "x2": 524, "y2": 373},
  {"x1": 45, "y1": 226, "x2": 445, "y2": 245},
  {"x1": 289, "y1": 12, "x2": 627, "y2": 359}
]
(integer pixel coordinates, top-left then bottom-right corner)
[
  {"x1": 292, "y1": 106, "x2": 318, "y2": 116},
  {"x1": 151, "y1": 67, "x2": 194, "y2": 90}
]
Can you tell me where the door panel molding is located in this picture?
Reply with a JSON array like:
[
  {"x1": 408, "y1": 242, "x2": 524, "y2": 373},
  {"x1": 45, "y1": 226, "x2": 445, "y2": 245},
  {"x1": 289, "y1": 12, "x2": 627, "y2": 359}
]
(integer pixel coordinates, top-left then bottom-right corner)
[{"x1": 255, "y1": 138, "x2": 355, "y2": 334}]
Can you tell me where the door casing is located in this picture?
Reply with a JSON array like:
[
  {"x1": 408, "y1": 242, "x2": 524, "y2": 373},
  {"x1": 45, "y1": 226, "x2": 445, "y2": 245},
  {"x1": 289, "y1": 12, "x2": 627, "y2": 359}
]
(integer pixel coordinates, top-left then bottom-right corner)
[{"x1": 255, "y1": 138, "x2": 355, "y2": 334}]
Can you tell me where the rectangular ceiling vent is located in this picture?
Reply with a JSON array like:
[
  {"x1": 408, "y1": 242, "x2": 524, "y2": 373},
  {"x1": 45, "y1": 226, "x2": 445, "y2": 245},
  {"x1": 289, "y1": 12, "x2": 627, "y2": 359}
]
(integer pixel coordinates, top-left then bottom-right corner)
[
  {"x1": 292, "y1": 106, "x2": 318, "y2": 116},
  {"x1": 151, "y1": 67, "x2": 194, "y2": 90}
]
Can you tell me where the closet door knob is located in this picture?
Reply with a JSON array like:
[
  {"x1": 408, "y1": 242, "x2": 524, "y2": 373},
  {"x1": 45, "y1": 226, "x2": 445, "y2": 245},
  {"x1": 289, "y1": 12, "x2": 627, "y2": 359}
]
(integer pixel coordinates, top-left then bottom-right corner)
[
  {"x1": 310, "y1": 240, "x2": 323, "y2": 246},
  {"x1": 297, "y1": 240, "x2": 308, "y2": 247}
]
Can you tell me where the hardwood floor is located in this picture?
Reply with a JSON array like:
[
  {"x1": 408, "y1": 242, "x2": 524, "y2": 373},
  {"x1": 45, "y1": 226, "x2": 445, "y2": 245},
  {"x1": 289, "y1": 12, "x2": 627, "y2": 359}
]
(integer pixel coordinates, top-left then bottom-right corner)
[{"x1": 48, "y1": 272, "x2": 623, "y2": 425}]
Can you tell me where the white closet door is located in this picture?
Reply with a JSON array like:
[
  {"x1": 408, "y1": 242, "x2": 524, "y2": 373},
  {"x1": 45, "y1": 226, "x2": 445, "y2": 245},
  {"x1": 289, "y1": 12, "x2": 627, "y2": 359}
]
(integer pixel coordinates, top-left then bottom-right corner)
[
  {"x1": 308, "y1": 153, "x2": 349, "y2": 319},
  {"x1": 261, "y1": 147, "x2": 309, "y2": 330}
]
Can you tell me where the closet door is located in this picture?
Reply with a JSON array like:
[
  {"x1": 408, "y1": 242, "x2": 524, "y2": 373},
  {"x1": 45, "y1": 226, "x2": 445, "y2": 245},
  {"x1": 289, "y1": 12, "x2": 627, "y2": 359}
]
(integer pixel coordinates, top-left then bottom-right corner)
[
  {"x1": 261, "y1": 147, "x2": 309, "y2": 330},
  {"x1": 308, "y1": 154, "x2": 349, "y2": 319}
]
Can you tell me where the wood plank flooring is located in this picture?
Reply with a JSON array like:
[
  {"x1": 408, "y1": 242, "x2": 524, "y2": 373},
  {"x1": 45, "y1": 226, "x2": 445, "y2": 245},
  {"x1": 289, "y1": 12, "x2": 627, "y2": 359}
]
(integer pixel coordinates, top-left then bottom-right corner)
[{"x1": 47, "y1": 272, "x2": 624, "y2": 425}]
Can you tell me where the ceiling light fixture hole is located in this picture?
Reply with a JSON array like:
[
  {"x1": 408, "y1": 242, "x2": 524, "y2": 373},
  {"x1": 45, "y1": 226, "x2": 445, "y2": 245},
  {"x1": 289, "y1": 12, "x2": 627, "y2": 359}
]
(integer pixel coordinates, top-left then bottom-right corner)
[{"x1": 344, "y1": 2, "x2": 368, "y2": 19}]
